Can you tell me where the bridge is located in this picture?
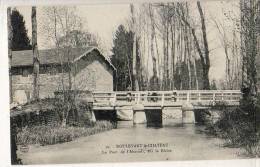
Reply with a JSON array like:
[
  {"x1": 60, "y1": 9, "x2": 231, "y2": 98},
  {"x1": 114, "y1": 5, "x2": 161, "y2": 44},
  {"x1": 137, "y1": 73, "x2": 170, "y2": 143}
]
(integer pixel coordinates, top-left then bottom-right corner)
[
  {"x1": 89, "y1": 90, "x2": 241, "y2": 126},
  {"x1": 92, "y1": 90, "x2": 241, "y2": 110}
]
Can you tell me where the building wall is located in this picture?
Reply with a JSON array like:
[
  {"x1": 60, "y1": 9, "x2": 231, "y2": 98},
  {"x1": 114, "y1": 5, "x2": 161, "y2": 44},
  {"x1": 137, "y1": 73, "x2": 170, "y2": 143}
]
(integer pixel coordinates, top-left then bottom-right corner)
[
  {"x1": 12, "y1": 73, "x2": 69, "y2": 103},
  {"x1": 72, "y1": 50, "x2": 114, "y2": 91},
  {"x1": 11, "y1": 51, "x2": 114, "y2": 104}
]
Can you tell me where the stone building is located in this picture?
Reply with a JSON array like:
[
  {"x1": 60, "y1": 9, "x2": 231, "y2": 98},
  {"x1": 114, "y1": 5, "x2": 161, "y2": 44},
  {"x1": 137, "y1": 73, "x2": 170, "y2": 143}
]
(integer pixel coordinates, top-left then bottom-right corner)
[{"x1": 11, "y1": 47, "x2": 115, "y2": 104}]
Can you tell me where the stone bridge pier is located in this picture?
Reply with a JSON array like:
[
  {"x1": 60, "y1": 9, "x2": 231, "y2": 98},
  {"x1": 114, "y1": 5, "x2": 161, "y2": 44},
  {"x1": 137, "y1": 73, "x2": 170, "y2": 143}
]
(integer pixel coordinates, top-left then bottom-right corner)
[
  {"x1": 132, "y1": 104, "x2": 163, "y2": 127},
  {"x1": 131, "y1": 103, "x2": 196, "y2": 127},
  {"x1": 132, "y1": 104, "x2": 146, "y2": 124},
  {"x1": 92, "y1": 90, "x2": 241, "y2": 126},
  {"x1": 93, "y1": 105, "x2": 209, "y2": 127},
  {"x1": 181, "y1": 102, "x2": 196, "y2": 124}
]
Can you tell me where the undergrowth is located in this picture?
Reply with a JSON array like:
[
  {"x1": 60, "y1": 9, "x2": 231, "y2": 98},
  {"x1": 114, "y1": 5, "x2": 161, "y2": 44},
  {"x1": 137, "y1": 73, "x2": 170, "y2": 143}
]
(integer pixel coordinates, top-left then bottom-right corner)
[{"x1": 17, "y1": 121, "x2": 116, "y2": 146}]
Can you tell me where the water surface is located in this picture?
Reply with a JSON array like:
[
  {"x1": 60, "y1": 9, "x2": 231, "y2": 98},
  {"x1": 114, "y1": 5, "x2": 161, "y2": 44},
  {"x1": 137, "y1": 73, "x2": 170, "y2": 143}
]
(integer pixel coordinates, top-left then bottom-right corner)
[{"x1": 19, "y1": 121, "x2": 243, "y2": 164}]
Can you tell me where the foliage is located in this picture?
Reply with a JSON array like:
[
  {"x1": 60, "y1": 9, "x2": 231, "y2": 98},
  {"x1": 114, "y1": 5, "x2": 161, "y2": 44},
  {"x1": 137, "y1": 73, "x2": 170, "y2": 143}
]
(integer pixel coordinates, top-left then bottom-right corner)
[
  {"x1": 10, "y1": 97, "x2": 94, "y2": 128},
  {"x1": 41, "y1": 6, "x2": 105, "y2": 104},
  {"x1": 206, "y1": 95, "x2": 260, "y2": 156},
  {"x1": 41, "y1": 7, "x2": 81, "y2": 46},
  {"x1": 10, "y1": 8, "x2": 32, "y2": 51},
  {"x1": 58, "y1": 30, "x2": 100, "y2": 48},
  {"x1": 205, "y1": 0, "x2": 260, "y2": 157},
  {"x1": 41, "y1": 7, "x2": 104, "y2": 51},
  {"x1": 53, "y1": 91, "x2": 93, "y2": 127},
  {"x1": 17, "y1": 121, "x2": 116, "y2": 146},
  {"x1": 240, "y1": 0, "x2": 258, "y2": 97},
  {"x1": 111, "y1": 25, "x2": 134, "y2": 91}
]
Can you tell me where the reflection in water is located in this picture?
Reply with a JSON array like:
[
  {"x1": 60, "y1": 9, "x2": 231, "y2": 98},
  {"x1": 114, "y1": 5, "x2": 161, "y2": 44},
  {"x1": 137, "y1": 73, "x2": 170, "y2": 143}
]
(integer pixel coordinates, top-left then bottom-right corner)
[{"x1": 116, "y1": 119, "x2": 205, "y2": 135}]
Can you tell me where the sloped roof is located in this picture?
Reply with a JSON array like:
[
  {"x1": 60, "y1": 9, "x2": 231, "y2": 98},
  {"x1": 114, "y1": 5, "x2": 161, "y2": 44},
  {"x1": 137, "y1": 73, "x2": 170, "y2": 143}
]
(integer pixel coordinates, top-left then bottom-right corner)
[{"x1": 11, "y1": 46, "x2": 116, "y2": 70}]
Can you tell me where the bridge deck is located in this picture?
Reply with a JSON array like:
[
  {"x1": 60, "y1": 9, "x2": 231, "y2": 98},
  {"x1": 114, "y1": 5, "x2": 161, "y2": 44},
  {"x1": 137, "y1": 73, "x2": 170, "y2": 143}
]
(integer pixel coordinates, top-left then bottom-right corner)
[{"x1": 91, "y1": 90, "x2": 241, "y2": 111}]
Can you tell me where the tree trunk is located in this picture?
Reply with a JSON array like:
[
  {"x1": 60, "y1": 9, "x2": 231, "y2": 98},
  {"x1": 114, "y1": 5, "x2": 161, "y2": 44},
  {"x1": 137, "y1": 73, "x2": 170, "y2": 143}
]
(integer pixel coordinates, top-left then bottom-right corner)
[
  {"x1": 132, "y1": 30, "x2": 139, "y2": 91},
  {"x1": 240, "y1": 0, "x2": 258, "y2": 100},
  {"x1": 154, "y1": 27, "x2": 161, "y2": 89},
  {"x1": 149, "y1": 4, "x2": 158, "y2": 90},
  {"x1": 32, "y1": 7, "x2": 40, "y2": 100},
  {"x1": 193, "y1": 56, "x2": 199, "y2": 90},
  {"x1": 185, "y1": 4, "x2": 192, "y2": 90},
  {"x1": 149, "y1": 5, "x2": 157, "y2": 77},
  {"x1": 136, "y1": 37, "x2": 142, "y2": 90},
  {"x1": 190, "y1": 28, "x2": 199, "y2": 90},
  {"x1": 165, "y1": 5, "x2": 170, "y2": 90},
  {"x1": 162, "y1": 26, "x2": 166, "y2": 90},
  {"x1": 170, "y1": 19, "x2": 176, "y2": 90},
  {"x1": 197, "y1": 1, "x2": 210, "y2": 90},
  {"x1": 179, "y1": 19, "x2": 183, "y2": 90},
  {"x1": 130, "y1": 4, "x2": 139, "y2": 91},
  {"x1": 126, "y1": 52, "x2": 133, "y2": 90},
  {"x1": 8, "y1": 8, "x2": 13, "y2": 103}
]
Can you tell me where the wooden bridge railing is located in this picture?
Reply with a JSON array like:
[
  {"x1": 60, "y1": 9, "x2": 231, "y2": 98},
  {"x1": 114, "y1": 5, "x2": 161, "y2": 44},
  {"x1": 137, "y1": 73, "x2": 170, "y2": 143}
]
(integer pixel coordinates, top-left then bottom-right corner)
[{"x1": 92, "y1": 90, "x2": 241, "y2": 107}]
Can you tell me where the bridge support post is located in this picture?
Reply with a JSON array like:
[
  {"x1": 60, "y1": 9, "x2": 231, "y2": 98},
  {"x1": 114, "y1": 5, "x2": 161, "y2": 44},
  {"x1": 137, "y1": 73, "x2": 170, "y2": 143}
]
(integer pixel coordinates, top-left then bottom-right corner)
[
  {"x1": 132, "y1": 104, "x2": 146, "y2": 124},
  {"x1": 182, "y1": 102, "x2": 195, "y2": 124},
  {"x1": 90, "y1": 110, "x2": 96, "y2": 122}
]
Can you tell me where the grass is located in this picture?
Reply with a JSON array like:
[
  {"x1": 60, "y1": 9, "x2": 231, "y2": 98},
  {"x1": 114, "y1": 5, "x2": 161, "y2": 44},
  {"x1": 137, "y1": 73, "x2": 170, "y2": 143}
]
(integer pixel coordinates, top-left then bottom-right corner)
[{"x1": 17, "y1": 121, "x2": 116, "y2": 146}]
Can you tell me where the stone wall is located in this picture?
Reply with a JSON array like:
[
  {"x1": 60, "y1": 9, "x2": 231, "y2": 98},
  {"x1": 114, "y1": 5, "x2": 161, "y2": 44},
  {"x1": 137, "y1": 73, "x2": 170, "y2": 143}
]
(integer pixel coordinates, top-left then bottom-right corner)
[{"x1": 12, "y1": 73, "x2": 69, "y2": 104}]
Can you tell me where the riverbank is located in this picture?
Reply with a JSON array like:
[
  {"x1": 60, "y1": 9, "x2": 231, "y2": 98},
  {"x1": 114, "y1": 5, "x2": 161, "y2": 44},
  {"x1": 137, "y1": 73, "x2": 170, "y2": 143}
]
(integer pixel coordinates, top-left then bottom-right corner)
[
  {"x1": 203, "y1": 97, "x2": 260, "y2": 157},
  {"x1": 17, "y1": 120, "x2": 116, "y2": 146},
  {"x1": 18, "y1": 122, "x2": 244, "y2": 164}
]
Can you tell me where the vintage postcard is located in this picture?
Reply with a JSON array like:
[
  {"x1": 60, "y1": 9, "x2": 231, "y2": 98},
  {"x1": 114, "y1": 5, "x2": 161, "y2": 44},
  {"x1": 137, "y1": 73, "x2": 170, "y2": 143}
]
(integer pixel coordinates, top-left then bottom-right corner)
[{"x1": 4, "y1": 0, "x2": 260, "y2": 165}]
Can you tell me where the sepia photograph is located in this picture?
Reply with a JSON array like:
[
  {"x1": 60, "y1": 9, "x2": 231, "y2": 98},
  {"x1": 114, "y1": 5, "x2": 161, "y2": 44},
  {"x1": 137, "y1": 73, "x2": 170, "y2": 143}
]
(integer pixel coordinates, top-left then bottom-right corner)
[{"x1": 5, "y1": 0, "x2": 260, "y2": 165}]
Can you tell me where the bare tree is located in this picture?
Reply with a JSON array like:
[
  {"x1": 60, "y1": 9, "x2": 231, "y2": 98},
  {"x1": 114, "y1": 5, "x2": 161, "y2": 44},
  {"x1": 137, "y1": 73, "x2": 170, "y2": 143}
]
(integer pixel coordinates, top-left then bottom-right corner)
[
  {"x1": 213, "y1": 17, "x2": 241, "y2": 90},
  {"x1": 240, "y1": 0, "x2": 259, "y2": 101},
  {"x1": 148, "y1": 4, "x2": 160, "y2": 90},
  {"x1": 127, "y1": 2, "x2": 211, "y2": 91},
  {"x1": 42, "y1": 7, "x2": 88, "y2": 126},
  {"x1": 8, "y1": 7, "x2": 13, "y2": 103},
  {"x1": 157, "y1": 4, "x2": 171, "y2": 90},
  {"x1": 197, "y1": 1, "x2": 210, "y2": 89},
  {"x1": 32, "y1": 7, "x2": 40, "y2": 100},
  {"x1": 176, "y1": 1, "x2": 210, "y2": 90},
  {"x1": 42, "y1": 6, "x2": 105, "y2": 126},
  {"x1": 130, "y1": 4, "x2": 140, "y2": 91}
]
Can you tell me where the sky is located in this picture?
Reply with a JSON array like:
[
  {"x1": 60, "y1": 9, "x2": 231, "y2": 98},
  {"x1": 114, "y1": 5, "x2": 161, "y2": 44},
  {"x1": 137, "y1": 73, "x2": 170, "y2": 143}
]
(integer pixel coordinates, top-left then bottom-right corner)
[
  {"x1": 15, "y1": 0, "x2": 240, "y2": 81},
  {"x1": 16, "y1": 4, "x2": 130, "y2": 53}
]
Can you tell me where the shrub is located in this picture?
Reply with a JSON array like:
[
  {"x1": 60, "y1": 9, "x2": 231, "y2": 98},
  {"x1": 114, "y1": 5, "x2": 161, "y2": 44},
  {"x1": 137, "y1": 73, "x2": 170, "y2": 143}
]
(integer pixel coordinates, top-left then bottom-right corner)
[
  {"x1": 17, "y1": 121, "x2": 116, "y2": 146},
  {"x1": 206, "y1": 95, "x2": 260, "y2": 157},
  {"x1": 52, "y1": 90, "x2": 94, "y2": 127},
  {"x1": 11, "y1": 96, "x2": 94, "y2": 128}
]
